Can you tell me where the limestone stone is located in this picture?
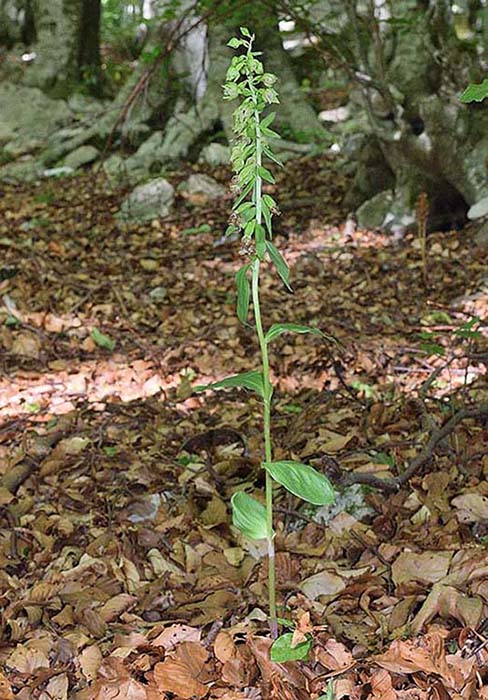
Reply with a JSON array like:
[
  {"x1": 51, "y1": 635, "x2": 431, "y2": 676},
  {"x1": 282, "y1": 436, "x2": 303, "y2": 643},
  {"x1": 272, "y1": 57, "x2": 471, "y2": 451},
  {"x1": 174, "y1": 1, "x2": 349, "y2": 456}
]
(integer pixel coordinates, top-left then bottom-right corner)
[
  {"x1": 198, "y1": 143, "x2": 230, "y2": 165},
  {"x1": 180, "y1": 173, "x2": 226, "y2": 201},
  {"x1": 468, "y1": 196, "x2": 488, "y2": 221},
  {"x1": 118, "y1": 178, "x2": 175, "y2": 223},
  {"x1": 356, "y1": 190, "x2": 393, "y2": 229},
  {"x1": 63, "y1": 145, "x2": 99, "y2": 170}
]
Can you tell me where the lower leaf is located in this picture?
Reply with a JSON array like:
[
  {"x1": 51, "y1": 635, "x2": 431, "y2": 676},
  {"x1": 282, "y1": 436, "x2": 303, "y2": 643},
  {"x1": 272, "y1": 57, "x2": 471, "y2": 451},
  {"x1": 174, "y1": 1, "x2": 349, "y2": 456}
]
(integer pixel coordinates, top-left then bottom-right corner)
[
  {"x1": 231, "y1": 491, "x2": 269, "y2": 540},
  {"x1": 264, "y1": 460, "x2": 335, "y2": 506},
  {"x1": 270, "y1": 633, "x2": 311, "y2": 662}
]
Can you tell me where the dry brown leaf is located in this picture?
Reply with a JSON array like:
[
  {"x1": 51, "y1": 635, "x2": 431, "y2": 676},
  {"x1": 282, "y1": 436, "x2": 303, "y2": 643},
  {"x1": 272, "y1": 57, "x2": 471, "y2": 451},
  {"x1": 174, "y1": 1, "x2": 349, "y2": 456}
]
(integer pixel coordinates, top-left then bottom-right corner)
[
  {"x1": 150, "y1": 624, "x2": 201, "y2": 650},
  {"x1": 98, "y1": 594, "x2": 137, "y2": 622},
  {"x1": 91, "y1": 657, "x2": 148, "y2": 700},
  {"x1": 200, "y1": 495, "x2": 228, "y2": 528},
  {"x1": 79, "y1": 644, "x2": 103, "y2": 682},
  {"x1": 332, "y1": 676, "x2": 362, "y2": 700},
  {"x1": 299, "y1": 570, "x2": 346, "y2": 600},
  {"x1": 391, "y1": 551, "x2": 452, "y2": 588},
  {"x1": 0, "y1": 671, "x2": 14, "y2": 700},
  {"x1": 6, "y1": 643, "x2": 50, "y2": 674},
  {"x1": 370, "y1": 668, "x2": 396, "y2": 700},
  {"x1": 374, "y1": 639, "x2": 439, "y2": 675},
  {"x1": 451, "y1": 493, "x2": 488, "y2": 523},
  {"x1": 154, "y1": 642, "x2": 210, "y2": 699},
  {"x1": 410, "y1": 583, "x2": 482, "y2": 634},
  {"x1": 214, "y1": 631, "x2": 235, "y2": 664},
  {"x1": 39, "y1": 673, "x2": 69, "y2": 700},
  {"x1": 315, "y1": 638, "x2": 354, "y2": 671}
]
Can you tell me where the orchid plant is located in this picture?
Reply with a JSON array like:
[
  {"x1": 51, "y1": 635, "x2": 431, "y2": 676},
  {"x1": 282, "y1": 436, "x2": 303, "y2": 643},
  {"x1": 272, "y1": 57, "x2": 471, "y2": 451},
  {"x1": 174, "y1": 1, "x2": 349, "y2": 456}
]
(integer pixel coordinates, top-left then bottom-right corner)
[{"x1": 198, "y1": 27, "x2": 334, "y2": 657}]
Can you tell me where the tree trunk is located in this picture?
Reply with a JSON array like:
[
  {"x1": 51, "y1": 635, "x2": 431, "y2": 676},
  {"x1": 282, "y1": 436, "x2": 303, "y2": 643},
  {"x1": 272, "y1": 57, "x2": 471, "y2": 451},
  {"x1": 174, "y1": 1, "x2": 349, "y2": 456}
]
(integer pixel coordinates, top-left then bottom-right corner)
[
  {"x1": 328, "y1": 0, "x2": 488, "y2": 231},
  {"x1": 78, "y1": 0, "x2": 102, "y2": 95},
  {"x1": 0, "y1": 0, "x2": 21, "y2": 47},
  {"x1": 24, "y1": 0, "x2": 102, "y2": 95}
]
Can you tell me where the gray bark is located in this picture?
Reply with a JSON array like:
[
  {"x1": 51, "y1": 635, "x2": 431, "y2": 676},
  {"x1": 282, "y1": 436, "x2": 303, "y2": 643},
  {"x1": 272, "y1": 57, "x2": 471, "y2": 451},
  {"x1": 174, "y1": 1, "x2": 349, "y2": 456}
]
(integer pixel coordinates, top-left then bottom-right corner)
[
  {"x1": 340, "y1": 0, "x2": 488, "y2": 230},
  {"x1": 24, "y1": 0, "x2": 83, "y2": 93}
]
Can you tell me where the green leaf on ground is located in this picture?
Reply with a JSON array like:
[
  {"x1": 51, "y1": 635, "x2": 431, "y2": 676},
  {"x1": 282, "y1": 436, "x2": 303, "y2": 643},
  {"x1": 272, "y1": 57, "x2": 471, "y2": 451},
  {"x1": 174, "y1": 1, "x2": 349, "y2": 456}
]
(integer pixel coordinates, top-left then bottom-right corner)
[
  {"x1": 460, "y1": 79, "x2": 488, "y2": 103},
  {"x1": 91, "y1": 328, "x2": 116, "y2": 351}
]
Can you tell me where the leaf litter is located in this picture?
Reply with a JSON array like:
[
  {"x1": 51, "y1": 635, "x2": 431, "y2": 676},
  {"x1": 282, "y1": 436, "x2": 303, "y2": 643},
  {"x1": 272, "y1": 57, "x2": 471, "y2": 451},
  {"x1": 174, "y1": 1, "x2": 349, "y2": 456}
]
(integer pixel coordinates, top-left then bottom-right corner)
[{"x1": 0, "y1": 155, "x2": 486, "y2": 698}]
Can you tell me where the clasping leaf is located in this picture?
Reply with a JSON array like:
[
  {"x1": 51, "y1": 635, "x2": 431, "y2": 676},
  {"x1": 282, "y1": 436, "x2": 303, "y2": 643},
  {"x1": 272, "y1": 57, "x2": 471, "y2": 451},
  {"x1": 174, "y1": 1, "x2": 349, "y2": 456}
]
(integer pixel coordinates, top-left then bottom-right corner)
[
  {"x1": 265, "y1": 240, "x2": 292, "y2": 291},
  {"x1": 231, "y1": 491, "x2": 269, "y2": 539},
  {"x1": 265, "y1": 323, "x2": 334, "y2": 345},
  {"x1": 236, "y1": 264, "x2": 251, "y2": 324},
  {"x1": 264, "y1": 460, "x2": 335, "y2": 505},
  {"x1": 195, "y1": 370, "x2": 264, "y2": 397}
]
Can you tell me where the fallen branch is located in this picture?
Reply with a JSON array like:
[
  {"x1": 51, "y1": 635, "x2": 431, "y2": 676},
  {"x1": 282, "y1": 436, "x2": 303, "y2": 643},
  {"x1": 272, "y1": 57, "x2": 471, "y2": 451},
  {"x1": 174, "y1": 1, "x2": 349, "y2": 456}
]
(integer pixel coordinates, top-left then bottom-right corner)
[{"x1": 319, "y1": 403, "x2": 488, "y2": 494}]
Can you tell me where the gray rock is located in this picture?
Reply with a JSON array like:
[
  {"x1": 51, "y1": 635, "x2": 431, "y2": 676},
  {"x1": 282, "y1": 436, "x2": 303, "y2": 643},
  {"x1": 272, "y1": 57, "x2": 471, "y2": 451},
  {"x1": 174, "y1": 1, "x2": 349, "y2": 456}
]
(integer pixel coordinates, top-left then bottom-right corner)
[
  {"x1": 103, "y1": 154, "x2": 126, "y2": 183},
  {"x1": 118, "y1": 178, "x2": 175, "y2": 223},
  {"x1": 103, "y1": 154, "x2": 151, "y2": 185},
  {"x1": 356, "y1": 190, "x2": 393, "y2": 229},
  {"x1": 0, "y1": 122, "x2": 16, "y2": 146},
  {"x1": 198, "y1": 143, "x2": 230, "y2": 165},
  {"x1": 313, "y1": 484, "x2": 374, "y2": 526},
  {"x1": 0, "y1": 84, "x2": 70, "y2": 141},
  {"x1": 180, "y1": 173, "x2": 226, "y2": 200},
  {"x1": 3, "y1": 137, "x2": 42, "y2": 159},
  {"x1": 468, "y1": 196, "x2": 488, "y2": 220},
  {"x1": 0, "y1": 158, "x2": 42, "y2": 183},
  {"x1": 63, "y1": 145, "x2": 99, "y2": 170},
  {"x1": 123, "y1": 131, "x2": 166, "y2": 178}
]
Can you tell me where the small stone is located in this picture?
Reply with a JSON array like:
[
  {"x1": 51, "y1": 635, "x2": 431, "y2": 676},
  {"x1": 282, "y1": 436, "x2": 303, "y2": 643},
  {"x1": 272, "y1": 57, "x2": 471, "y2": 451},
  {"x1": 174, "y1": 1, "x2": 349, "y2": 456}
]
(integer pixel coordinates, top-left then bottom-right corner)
[
  {"x1": 468, "y1": 195, "x2": 488, "y2": 220},
  {"x1": 198, "y1": 142, "x2": 230, "y2": 165},
  {"x1": 180, "y1": 173, "x2": 226, "y2": 202},
  {"x1": 140, "y1": 258, "x2": 159, "y2": 271},
  {"x1": 43, "y1": 166, "x2": 75, "y2": 178},
  {"x1": 356, "y1": 190, "x2": 393, "y2": 229},
  {"x1": 117, "y1": 178, "x2": 175, "y2": 223},
  {"x1": 149, "y1": 286, "x2": 167, "y2": 300}
]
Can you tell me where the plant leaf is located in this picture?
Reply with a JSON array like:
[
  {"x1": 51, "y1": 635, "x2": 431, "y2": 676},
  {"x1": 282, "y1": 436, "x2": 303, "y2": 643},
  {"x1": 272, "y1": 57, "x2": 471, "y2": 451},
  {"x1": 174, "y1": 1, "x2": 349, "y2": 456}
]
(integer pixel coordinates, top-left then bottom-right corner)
[
  {"x1": 265, "y1": 323, "x2": 332, "y2": 345},
  {"x1": 195, "y1": 370, "x2": 264, "y2": 397},
  {"x1": 258, "y1": 165, "x2": 275, "y2": 184},
  {"x1": 228, "y1": 37, "x2": 243, "y2": 49},
  {"x1": 270, "y1": 633, "x2": 311, "y2": 662},
  {"x1": 460, "y1": 78, "x2": 488, "y2": 103},
  {"x1": 231, "y1": 491, "x2": 268, "y2": 539},
  {"x1": 236, "y1": 265, "x2": 251, "y2": 324},
  {"x1": 90, "y1": 328, "x2": 116, "y2": 351},
  {"x1": 265, "y1": 240, "x2": 291, "y2": 291},
  {"x1": 264, "y1": 461, "x2": 335, "y2": 505},
  {"x1": 261, "y1": 111, "x2": 276, "y2": 128}
]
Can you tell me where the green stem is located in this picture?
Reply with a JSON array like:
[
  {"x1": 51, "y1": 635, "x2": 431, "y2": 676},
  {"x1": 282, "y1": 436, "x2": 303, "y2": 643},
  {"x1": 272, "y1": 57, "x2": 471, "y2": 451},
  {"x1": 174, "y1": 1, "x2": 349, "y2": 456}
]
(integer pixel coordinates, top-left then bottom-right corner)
[{"x1": 251, "y1": 258, "x2": 277, "y2": 638}]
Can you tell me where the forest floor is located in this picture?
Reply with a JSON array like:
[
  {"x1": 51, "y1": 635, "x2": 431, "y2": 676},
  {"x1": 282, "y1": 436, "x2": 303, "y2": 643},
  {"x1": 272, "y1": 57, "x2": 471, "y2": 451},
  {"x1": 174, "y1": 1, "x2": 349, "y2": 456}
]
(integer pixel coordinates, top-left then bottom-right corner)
[{"x1": 0, "y1": 155, "x2": 487, "y2": 700}]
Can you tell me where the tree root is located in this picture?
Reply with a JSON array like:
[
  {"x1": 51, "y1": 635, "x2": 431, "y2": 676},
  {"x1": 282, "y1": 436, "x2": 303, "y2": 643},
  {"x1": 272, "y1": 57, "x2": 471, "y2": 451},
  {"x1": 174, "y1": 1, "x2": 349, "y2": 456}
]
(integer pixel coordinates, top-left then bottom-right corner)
[{"x1": 319, "y1": 403, "x2": 488, "y2": 493}]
